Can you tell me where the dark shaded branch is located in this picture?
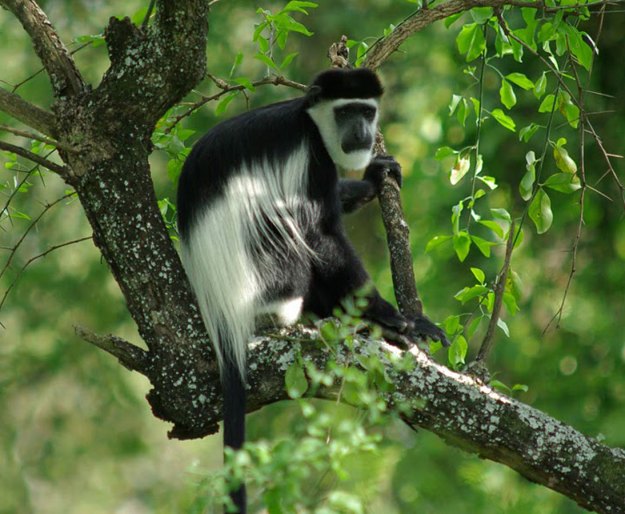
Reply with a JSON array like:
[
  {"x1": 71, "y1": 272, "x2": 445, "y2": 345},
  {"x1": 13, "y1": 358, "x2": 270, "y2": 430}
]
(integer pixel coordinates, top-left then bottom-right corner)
[
  {"x1": 475, "y1": 219, "x2": 515, "y2": 363},
  {"x1": 0, "y1": 0, "x2": 85, "y2": 97},
  {"x1": 329, "y1": 37, "x2": 424, "y2": 319},
  {"x1": 0, "y1": 124, "x2": 76, "y2": 152},
  {"x1": 75, "y1": 325, "x2": 149, "y2": 372},
  {"x1": 0, "y1": 140, "x2": 67, "y2": 175},
  {"x1": 0, "y1": 87, "x2": 57, "y2": 137}
]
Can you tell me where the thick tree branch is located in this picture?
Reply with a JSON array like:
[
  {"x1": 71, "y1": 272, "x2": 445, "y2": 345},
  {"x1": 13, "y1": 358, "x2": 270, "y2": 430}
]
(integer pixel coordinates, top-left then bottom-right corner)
[
  {"x1": 244, "y1": 330, "x2": 625, "y2": 514},
  {"x1": 0, "y1": 0, "x2": 85, "y2": 97},
  {"x1": 0, "y1": 87, "x2": 57, "y2": 137}
]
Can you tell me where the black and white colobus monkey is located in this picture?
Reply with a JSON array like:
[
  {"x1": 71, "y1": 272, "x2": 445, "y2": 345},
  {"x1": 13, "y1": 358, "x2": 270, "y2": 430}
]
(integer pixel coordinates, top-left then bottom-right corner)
[{"x1": 177, "y1": 68, "x2": 447, "y2": 513}]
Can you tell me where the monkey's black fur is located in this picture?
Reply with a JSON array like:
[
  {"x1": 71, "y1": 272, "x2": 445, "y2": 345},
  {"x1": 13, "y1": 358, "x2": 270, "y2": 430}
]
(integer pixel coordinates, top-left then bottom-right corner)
[{"x1": 178, "y1": 69, "x2": 447, "y2": 514}]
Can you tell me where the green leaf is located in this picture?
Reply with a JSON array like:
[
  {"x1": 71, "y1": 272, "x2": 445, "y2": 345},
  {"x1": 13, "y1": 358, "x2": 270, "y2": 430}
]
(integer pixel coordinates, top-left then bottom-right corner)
[
  {"x1": 435, "y1": 146, "x2": 457, "y2": 160},
  {"x1": 497, "y1": 318, "x2": 510, "y2": 337},
  {"x1": 449, "y1": 94, "x2": 463, "y2": 115},
  {"x1": 215, "y1": 91, "x2": 237, "y2": 116},
  {"x1": 279, "y1": 16, "x2": 314, "y2": 37},
  {"x1": 280, "y1": 52, "x2": 299, "y2": 69},
  {"x1": 538, "y1": 94, "x2": 556, "y2": 113},
  {"x1": 553, "y1": 144, "x2": 578, "y2": 174},
  {"x1": 466, "y1": 315, "x2": 483, "y2": 339},
  {"x1": 229, "y1": 52, "x2": 244, "y2": 77},
  {"x1": 470, "y1": 7, "x2": 494, "y2": 24},
  {"x1": 543, "y1": 173, "x2": 582, "y2": 194},
  {"x1": 233, "y1": 77, "x2": 256, "y2": 92},
  {"x1": 450, "y1": 155, "x2": 471, "y2": 185},
  {"x1": 491, "y1": 208, "x2": 511, "y2": 223},
  {"x1": 490, "y1": 379, "x2": 512, "y2": 393},
  {"x1": 444, "y1": 13, "x2": 463, "y2": 28},
  {"x1": 562, "y1": 24, "x2": 593, "y2": 71},
  {"x1": 534, "y1": 72, "x2": 547, "y2": 99},
  {"x1": 471, "y1": 235, "x2": 494, "y2": 257},
  {"x1": 479, "y1": 219, "x2": 504, "y2": 239},
  {"x1": 529, "y1": 188, "x2": 553, "y2": 234},
  {"x1": 453, "y1": 231, "x2": 471, "y2": 262},
  {"x1": 283, "y1": 1, "x2": 318, "y2": 14},
  {"x1": 457, "y1": 23, "x2": 486, "y2": 62},
  {"x1": 503, "y1": 291, "x2": 520, "y2": 315},
  {"x1": 519, "y1": 123, "x2": 541, "y2": 142},
  {"x1": 506, "y1": 72, "x2": 534, "y2": 90},
  {"x1": 491, "y1": 108, "x2": 516, "y2": 131},
  {"x1": 448, "y1": 335, "x2": 468, "y2": 370},
  {"x1": 254, "y1": 52, "x2": 279, "y2": 71},
  {"x1": 499, "y1": 79, "x2": 517, "y2": 109},
  {"x1": 520, "y1": 151, "x2": 537, "y2": 201},
  {"x1": 477, "y1": 175, "x2": 497, "y2": 190},
  {"x1": 471, "y1": 267, "x2": 486, "y2": 284},
  {"x1": 426, "y1": 235, "x2": 452, "y2": 253},
  {"x1": 285, "y1": 361, "x2": 308, "y2": 398}
]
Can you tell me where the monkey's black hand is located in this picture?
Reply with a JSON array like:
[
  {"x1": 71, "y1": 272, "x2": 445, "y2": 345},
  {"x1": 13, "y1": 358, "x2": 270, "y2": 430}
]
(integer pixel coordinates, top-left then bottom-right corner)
[
  {"x1": 363, "y1": 154, "x2": 402, "y2": 191},
  {"x1": 407, "y1": 315, "x2": 450, "y2": 347}
]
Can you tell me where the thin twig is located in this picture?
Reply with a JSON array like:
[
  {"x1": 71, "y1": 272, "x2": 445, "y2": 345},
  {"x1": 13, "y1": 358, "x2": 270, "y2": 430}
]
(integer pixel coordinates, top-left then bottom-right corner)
[
  {"x1": 0, "y1": 140, "x2": 67, "y2": 175},
  {"x1": 0, "y1": 124, "x2": 76, "y2": 153},
  {"x1": 475, "y1": 220, "x2": 516, "y2": 363},
  {"x1": 0, "y1": 192, "x2": 75, "y2": 278},
  {"x1": 164, "y1": 75, "x2": 306, "y2": 133},
  {"x1": 0, "y1": 236, "x2": 92, "y2": 314}
]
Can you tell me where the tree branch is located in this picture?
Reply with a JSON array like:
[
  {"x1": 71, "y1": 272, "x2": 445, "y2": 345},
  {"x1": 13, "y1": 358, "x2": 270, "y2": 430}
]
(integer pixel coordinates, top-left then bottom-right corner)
[
  {"x1": 0, "y1": 0, "x2": 85, "y2": 97},
  {"x1": 239, "y1": 331, "x2": 625, "y2": 514},
  {"x1": 328, "y1": 37, "x2": 425, "y2": 319},
  {"x1": 0, "y1": 87, "x2": 57, "y2": 137},
  {"x1": 74, "y1": 325, "x2": 149, "y2": 372},
  {"x1": 0, "y1": 124, "x2": 76, "y2": 152},
  {"x1": 362, "y1": 0, "x2": 624, "y2": 70},
  {"x1": 0, "y1": 140, "x2": 67, "y2": 175}
]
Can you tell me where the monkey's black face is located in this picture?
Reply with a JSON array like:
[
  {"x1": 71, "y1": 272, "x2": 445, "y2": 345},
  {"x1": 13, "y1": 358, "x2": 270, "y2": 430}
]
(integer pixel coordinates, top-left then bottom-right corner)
[
  {"x1": 335, "y1": 103, "x2": 377, "y2": 153},
  {"x1": 307, "y1": 97, "x2": 380, "y2": 170}
]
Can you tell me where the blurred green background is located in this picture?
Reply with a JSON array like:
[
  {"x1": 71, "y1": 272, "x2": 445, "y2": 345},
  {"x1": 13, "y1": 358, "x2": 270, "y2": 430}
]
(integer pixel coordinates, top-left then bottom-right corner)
[{"x1": 1, "y1": 1, "x2": 624, "y2": 513}]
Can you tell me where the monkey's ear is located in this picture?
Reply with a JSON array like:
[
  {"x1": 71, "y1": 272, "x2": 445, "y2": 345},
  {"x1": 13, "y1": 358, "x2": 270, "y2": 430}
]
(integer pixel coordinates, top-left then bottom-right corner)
[{"x1": 305, "y1": 85, "x2": 323, "y2": 106}]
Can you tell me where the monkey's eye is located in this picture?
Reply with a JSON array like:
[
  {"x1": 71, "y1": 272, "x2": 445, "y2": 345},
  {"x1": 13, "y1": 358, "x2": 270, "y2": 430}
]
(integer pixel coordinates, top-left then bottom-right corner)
[
  {"x1": 361, "y1": 106, "x2": 376, "y2": 121},
  {"x1": 334, "y1": 107, "x2": 350, "y2": 120}
]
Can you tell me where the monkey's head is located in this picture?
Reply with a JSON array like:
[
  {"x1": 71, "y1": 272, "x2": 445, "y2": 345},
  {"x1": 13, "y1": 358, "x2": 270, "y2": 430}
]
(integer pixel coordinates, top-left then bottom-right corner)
[{"x1": 306, "y1": 68, "x2": 383, "y2": 171}]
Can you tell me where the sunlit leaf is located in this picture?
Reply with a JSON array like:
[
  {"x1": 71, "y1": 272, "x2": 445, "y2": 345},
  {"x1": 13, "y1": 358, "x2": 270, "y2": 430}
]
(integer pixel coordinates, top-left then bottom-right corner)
[
  {"x1": 457, "y1": 23, "x2": 486, "y2": 62},
  {"x1": 506, "y1": 72, "x2": 534, "y2": 90},
  {"x1": 500, "y1": 79, "x2": 517, "y2": 109},
  {"x1": 529, "y1": 188, "x2": 553, "y2": 234},
  {"x1": 491, "y1": 108, "x2": 516, "y2": 131},
  {"x1": 453, "y1": 231, "x2": 471, "y2": 262}
]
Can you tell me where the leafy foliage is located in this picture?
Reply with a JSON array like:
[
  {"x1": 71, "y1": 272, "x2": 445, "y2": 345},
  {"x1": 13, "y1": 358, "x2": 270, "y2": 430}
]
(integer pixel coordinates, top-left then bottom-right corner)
[{"x1": 1, "y1": 1, "x2": 624, "y2": 513}]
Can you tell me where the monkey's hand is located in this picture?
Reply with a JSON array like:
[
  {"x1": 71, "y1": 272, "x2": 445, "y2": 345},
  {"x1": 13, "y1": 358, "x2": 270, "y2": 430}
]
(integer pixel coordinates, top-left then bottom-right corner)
[
  {"x1": 407, "y1": 314, "x2": 450, "y2": 347},
  {"x1": 363, "y1": 154, "x2": 402, "y2": 191}
]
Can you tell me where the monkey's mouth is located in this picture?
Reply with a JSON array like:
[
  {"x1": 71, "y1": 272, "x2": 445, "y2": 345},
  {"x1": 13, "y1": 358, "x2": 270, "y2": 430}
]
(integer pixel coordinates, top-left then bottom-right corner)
[{"x1": 342, "y1": 139, "x2": 373, "y2": 153}]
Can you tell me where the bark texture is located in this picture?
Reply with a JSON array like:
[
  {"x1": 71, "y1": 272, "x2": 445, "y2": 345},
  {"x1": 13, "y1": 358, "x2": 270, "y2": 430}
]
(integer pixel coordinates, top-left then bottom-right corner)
[{"x1": 1, "y1": 0, "x2": 624, "y2": 511}]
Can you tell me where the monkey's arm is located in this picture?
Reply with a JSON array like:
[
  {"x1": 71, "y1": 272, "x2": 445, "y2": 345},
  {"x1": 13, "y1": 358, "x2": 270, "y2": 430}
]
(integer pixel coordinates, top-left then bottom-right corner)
[{"x1": 339, "y1": 155, "x2": 403, "y2": 213}]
